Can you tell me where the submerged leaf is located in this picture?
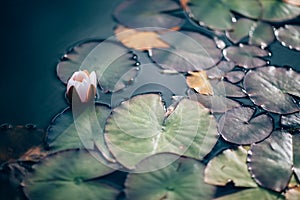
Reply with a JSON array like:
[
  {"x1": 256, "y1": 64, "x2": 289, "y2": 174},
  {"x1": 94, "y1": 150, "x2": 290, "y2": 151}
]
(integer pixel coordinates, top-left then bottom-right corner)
[
  {"x1": 104, "y1": 94, "x2": 218, "y2": 169},
  {"x1": 113, "y1": 0, "x2": 184, "y2": 28},
  {"x1": 23, "y1": 150, "x2": 119, "y2": 200},
  {"x1": 218, "y1": 107, "x2": 273, "y2": 144},
  {"x1": 125, "y1": 153, "x2": 216, "y2": 200},
  {"x1": 205, "y1": 147, "x2": 257, "y2": 187},
  {"x1": 223, "y1": 44, "x2": 270, "y2": 68},
  {"x1": 57, "y1": 40, "x2": 139, "y2": 93},
  {"x1": 248, "y1": 131, "x2": 300, "y2": 192},
  {"x1": 244, "y1": 66, "x2": 300, "y2": 114},
  {"x1": 115, "y1": 26, "x2": 169, "y2": 50},
  {"x1": 275, "y1": 25, "x2": 300, "y2": 51},
  {"x1": 186, "y1": 71, "x2": 213, "y2": 95}
]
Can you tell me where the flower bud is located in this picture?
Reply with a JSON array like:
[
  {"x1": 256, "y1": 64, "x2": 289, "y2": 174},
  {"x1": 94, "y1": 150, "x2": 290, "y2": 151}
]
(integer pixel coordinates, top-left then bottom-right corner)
[{"x1": 66, "y1": 70, "x2": 97, "y2": 103}]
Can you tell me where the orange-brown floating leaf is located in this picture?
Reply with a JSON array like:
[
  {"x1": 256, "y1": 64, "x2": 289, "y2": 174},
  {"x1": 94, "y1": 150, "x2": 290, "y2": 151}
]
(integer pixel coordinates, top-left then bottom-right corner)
[
  {"x1": 283, "y1": 0, "x2": 300, "y2": 6},
  {"x1": 180, "y1": 0, "x2": 189, "y2": 9},
  {"x1": 186, "y1": 71, "x2": 213, "y2": 95},
  {"x1": 115, "y1": 25, "x2": 170, "y2": 51}
]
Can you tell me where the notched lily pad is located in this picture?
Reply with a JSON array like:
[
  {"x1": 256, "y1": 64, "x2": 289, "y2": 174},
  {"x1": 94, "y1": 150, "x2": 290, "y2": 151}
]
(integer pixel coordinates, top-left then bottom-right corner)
[
  {"x1": 57, "y1": 40, "x2": 140, "y2": 93},
  {"x1": 248, "y1": 131, "x2": 300, "y2": 192},
  {"x1": 275, "y1": 25, "x2": 300, "y2": 51},
  {"x1": 244, "y1": 66, "x2": 300, "y2": 114},
  {"x1": 0, "y1": 125, "x2": 45, "y2": 164},
  {"x1": 104, "y1": 94, "x2": 219, "y2": 169},
  {"x1": 23, "y1": 149, "x2": 119, "y2": 200},
  {"x1": 113, "y1": 0, "x2": 184, "y2": 29},
  {"x1": 125, "y1": 153, "x2": 216, "y2": 200},
  {"x1": 204, "y1": 147, "x2": 257, "y2": 187},
  {"x1": 46, "y1": 104, "x2": 113, "y2": 161},
  {"x1": 150, "y1": 31, "x2": 222, "y2": 72},
  {"x1": 223, "y1": 44, "x2": 270, "y2": 69},
  {"x1": 218, "y1": 107, "x2": 273, "y2": 145}
]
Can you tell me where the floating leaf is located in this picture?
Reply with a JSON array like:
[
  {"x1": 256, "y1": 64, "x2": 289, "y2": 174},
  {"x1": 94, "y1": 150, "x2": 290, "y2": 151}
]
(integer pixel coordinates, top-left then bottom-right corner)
[
  {"x1": 23, "y1": 150, "x2": 119, "y2": 200},
  {"x1": 248, "y1": 131, "x2": 300, "y2": 192},
  {"x1": 218, "y1": 107, "x2": 273, "y2": 145},
  {"x1": 115, "y1": 25, "x2": 170, "y2": 51},
  {"x1": 104, "y1": 94, "x2": 218, "y2": 169},
  {"x1": 223, "y1": 44, "x2": 270, "y2": 68},
  {"x1": 150, "y1": 31, "x2": 222, "y2": 72},
  {"x1": 226, "y1": 18, "x2": 254, "y2": 44},
  {"x1": 0, "y1": 126, "x2": 45, "y2": 164},
  {"x1": 285, "y1": 186, "x2": 300, "y2": 200},
  {"x1": 244, "y1": 66, "x2": 300, "y2": 114},
  {"x1": 282, "y1": 112, "x2": 300, "y2": 130},
  {"x1": 214, "y1": 187, "x2": 284, "y2": 200},
  {"x1": 225, "y1": 71, "x2": 246, "y2": 83},
  {"x1": 46, "y1": 104, "x2": 113, "y2": 161},
  {"x1": 275, "y1": 25, "x2": 300, "y2": 51},
  {"x1": 125, "y1": 153, "x2": 216, "y2": 199},
  {"x1": 186, "y1": 71, "x2": 214, "y2": 95},
  {"x1": 188, "y1": 79, "x2": 245, "y2": 113},
  {"x1": 206, "y1": 61, "x2": 236, "y2": 79},
  {"x1": 57, "y1": 40, "x2": 139, "y2": 93},
  {"x1": 249, "y1": 21, "x2": 275, "y2": 48},
  {"x1": 113, "y1": 0, "x2": 184, "y2": 28},
  {"x1": 205, "y1": 147, "x2": 257, "y2": 187}
]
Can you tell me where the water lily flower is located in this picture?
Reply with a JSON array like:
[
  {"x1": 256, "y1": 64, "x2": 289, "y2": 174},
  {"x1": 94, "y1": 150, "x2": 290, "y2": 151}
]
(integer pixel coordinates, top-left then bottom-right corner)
[{"x1": 66, "y1": 70, "x2": 97, "y2": 103}]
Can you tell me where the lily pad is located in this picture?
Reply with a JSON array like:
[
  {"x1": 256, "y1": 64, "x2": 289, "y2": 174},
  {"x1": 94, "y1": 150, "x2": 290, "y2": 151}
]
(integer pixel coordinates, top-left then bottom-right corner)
[
  {"x1": 249, "y1": 21, "x2": 275, "y2": 48},
  {"x1": 206, "y1": 61, "x2": 236, "y2": 79},
  {"x1": 223, "y1": 44, "x2": 270, "y2": 69},
  {"x1": 204, "y1": 147, "x2": 257, "y2": 187},
  {"x1": 188, "y1": 79, "x2": 245, "y2": 113},
  {"x1": 150, "y1": 31, "x2": 222, "y2": 72},
  {"x1": 244, "y1": 66, "x2": 300, "y2": 114},
  {"x1": 282, "y1": 112, "x2": 300, "y2": 130},
  {"x1": 113, "y1": 0, "x2": 184, "y2": 29},
  {"x1": 275, "y1": 25, "x2": 300, "y2": 51},
  {"x1": 57, "y1": 40, "x2": 140, "y2": 93},
  {"x1": 0, "y1": 125, "x2": 45, "y2": 164},
  {"x1": 23, "y1": 150, "x2": 119, "y2": 200},
  {"x1": 226, "y1": 18, "x2": 254, "y2": 44},
  {"x1": 218, "y1": 107, "x2": 273, "y2": 145},
  {"x1": 46, "y1": 104, "x2": 113, "y2": 161},
  {"x1": 225, "y1": 71, "x2": 246, "y2": 83},
  {"x1": 125, "y1": 153, "x2": 216, "y2": 200},
  {"x1": 104, "y1": 94, "x2": 219, "y2": 169},
  {"x1": 214, "y1": 187, "x2": 284, "y2": 200},
  {"x1": 247, "y1": 130, "x2": 300, "y2": 192}
]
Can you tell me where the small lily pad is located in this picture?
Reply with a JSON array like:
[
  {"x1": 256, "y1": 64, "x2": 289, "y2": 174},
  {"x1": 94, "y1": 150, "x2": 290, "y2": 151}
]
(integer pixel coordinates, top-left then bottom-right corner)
[
  {"x1": 275, "y1": 25, "x2": 300, "y2": 51},
  {"x1": 248, "y1": 131, "x2": 300, "y2": 192},
  {"x1": 0, "y1": 125, "x2": 45, "y2": 164},
  {"x1": 244, "y1": 66, "x2": 300, "y2": 114},
  {"x1": 125, "y1": 153, "x2": 216, "y2": 200},
  {"x1": 204, "y1": 147, "x2": 257, "y2": 187},
  {"x1": 214, "y1": 187, "x2": 284, "y2": 200},
  {"x1": 218, "y1": 107, "x2": 273, "y2": 145},
  {"x1": 226, "y1": 18, "x2": 254, "y2": 44},
  {"x1": 249, "y1": 21, "x2": 275, "y2": 48},
  {"x1": 113, "y1": 0, "x2": 184, "y2": 29},
  {"x1": 282, "y1": 112, "x2": 300, "y2": 130},
  {"x1": 150, "y1": 31, "x2": 222, "y2": 72},
  {"x1": 223, "y1": 44, "x2": 270, "y2": 69},
  {"x1": 104, "y1": 94, "x2": 219, "y2": 169},
  {"x1": 23, "y1": 150, "x2": 119, "y2": 200},
  {"x1": 57, "y1": 40, "x2": 140, "y2": 93}
]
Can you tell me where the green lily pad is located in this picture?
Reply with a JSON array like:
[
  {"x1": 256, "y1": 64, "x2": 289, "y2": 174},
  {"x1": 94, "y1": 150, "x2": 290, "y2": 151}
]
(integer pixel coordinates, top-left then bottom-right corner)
[
  {"x1": 214, "y1": 187, "x2": 284, "y2": 200},
  {"x1": 223, "y1": 44, "x2": 270, "y2": 68},
  {"x1": 150, "y1": 31, "x2": 222, "y2": 72},
  {"x1": 275, "y1": 25, "x2": 300, "y2": 51},
  {"x1": 23, "y1": 150, "x2": 119, "y2": 200},
  {"x1": 205, "y1": 147, "x2": 257, "y2": 187},
  {"x1": 104, "y1": 94, "x2": 219, "y2": 169},
  {"x1": 0, "y1": 125, "x2": 45, "y2": 164},
  {"x1": 218, "y1": 107, "x2": 273, "y2": 145},
  {"x1": 248, "y1": 131, "x2": 300, "y2": 192},
  {"x1": 243, "y1": 66, "x2": 300, "y2": 114},
  {"x1": 249, "y1": 21, "x2": 275, "y2": 48},
  {"x1": 113, "y1": 0, "x2": 184, "y2": 28},
  {"x1": 226, "y1": 18, "x2": 254, "y2": 43},
  {"x1": 281, "y1": 112, "x2": 300, "y2": 130},
  {"x1": 125, "y1": 153, "x2": 216, "y2": 200},
  {"x1": 46, "y1": 104, "x2": 113, "y2": 161},
  {"x1": 57, "y1": 40, "x2": 140, "y2": 93}
]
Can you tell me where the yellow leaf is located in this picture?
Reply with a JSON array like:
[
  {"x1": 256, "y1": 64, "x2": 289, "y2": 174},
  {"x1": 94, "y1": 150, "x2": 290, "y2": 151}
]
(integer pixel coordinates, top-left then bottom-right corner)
[
  {"x1": 186, "y1": 71, "x2": 214, "y2": 95},
  {"x1": 114, "y1": 25, "x2": 170, "y2": 50}
]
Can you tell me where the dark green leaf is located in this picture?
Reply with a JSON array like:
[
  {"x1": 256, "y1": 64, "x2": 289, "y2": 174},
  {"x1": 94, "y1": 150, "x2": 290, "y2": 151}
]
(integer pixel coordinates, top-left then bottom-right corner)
[{"x1": 275, "y1": 25, "x2": 300, "y2": 51}]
